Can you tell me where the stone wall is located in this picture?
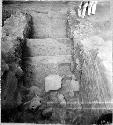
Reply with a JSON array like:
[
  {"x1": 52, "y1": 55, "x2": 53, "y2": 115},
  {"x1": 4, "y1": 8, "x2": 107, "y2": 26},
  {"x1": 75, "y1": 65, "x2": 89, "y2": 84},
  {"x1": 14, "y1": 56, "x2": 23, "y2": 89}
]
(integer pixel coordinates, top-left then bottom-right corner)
[
  {"x1": 67, "y1": 1, "x2": 112, "y2": 109},
  {"x1": 1, "y1": 11, "x2": 32, "y2": 109}
]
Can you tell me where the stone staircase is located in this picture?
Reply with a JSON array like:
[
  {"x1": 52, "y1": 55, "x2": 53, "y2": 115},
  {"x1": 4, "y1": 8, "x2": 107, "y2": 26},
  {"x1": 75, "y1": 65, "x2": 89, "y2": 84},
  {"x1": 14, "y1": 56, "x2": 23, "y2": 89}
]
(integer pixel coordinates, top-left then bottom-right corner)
[
  {"x1": 19, "y1": 3, "x2": 84, "y2": 108},
  {"x1": 22, "y1": 3, "x2": 74, "y2": 91},
  {"x1": 23, "y1": 38, "x2": 73, "y2": 90}
]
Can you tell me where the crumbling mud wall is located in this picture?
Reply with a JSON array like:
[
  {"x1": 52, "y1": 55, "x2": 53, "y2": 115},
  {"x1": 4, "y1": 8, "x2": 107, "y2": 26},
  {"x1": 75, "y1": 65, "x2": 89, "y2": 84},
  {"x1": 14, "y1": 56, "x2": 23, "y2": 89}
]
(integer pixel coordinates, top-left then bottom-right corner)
[
  {"x1": 67, "y1": 1, "x2": 112, "y2": 110},
  {"x1": 1, "y1": 11, "x2": 32, "y2": 109}
]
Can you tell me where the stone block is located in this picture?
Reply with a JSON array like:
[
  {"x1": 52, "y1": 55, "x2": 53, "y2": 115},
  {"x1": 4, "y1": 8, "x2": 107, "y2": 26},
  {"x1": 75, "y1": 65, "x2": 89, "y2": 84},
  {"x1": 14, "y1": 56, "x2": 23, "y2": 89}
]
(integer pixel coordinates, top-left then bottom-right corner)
[
  {"x1": 25, "y1": 38, "x2": 72, "y2": 57},
  {"x1": 45, "y1": 75, "x2": 62, "y2": 92},
  {"x1": 32, "y1": 11, "x2": 67, "y2": 38}
]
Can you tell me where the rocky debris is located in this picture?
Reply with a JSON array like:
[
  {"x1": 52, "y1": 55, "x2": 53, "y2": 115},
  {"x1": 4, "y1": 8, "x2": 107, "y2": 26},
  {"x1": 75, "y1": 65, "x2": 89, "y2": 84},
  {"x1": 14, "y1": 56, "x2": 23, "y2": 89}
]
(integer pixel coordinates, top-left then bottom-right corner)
[
  {"x1": 67, "y1": 5, "x2": 112, "y2": 110},
  {"x1": 42, "y1": 107, "x2": 53, "y2": 116},
  {"x1": 2, "y1": 9, "x2": 12, "y2": 26},
  {"x1": 59, "y1": 75, "x2": 79, "y2": 100},
  {"x1": 57, "y1": 93, "x2": 66, "y2": 106},
  {"x1": 21, "y1": 86, "x2": 43, "y2": 109},
  {"x1": 38, "y1": 92, "x2": 67, "y2": 123},
  {"x1": 27, "y1": 86, "x2": 42, "y2": 99},
  {"x1": 45, "y1": 91, "x2": 59, "y2": 104},
  {"x1": 28, "y1": 95, "x2": 42, "y2": 110},
  {"x1": 42, "y1": 74, "x2": 80, "y2": 109},
  {"x1": 66, "y1": 9, "x2": 94, "y2": 40},
  {"x1": 1, "y1": 62, "x2": 24, "y2": 108},
  {"x1": 2, "y1": 37, "x2": 21, "y2": 64},
  {"x1": 73, "y1": 20, "x2": 94, "y2": 41},
  {"x1": 39, "y1": 86, "x2": 67, "y2": 122},
  {"x1": 52, "y1": 106, "x2": 66, "y2": 124},
  {"x1": 14, "y1": 65, "x2": 23, "y2": 79},
  {"x1": 1, "y1": 11, "x2": 32, "y2": 109},
  {"x1": 2, "y1": 11, "x2": 32, "y2": 63},
  {"x1": 2, "y1": 11, "x2": 32, "y2": 39},
  {"x1": 41, "y1": 88, "x2": 67, "y2": 113},
  {"x1": 1, "y1": 65, "x2": 18, "y2": 108},
  {"x1": 1, "y1": 59, "x2": 9, "y2": 76}
]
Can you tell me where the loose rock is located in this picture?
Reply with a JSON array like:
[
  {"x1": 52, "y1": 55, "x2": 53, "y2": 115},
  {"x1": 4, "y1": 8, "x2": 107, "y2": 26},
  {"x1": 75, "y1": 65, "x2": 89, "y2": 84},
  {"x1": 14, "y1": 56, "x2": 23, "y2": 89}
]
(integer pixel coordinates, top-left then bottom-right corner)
[{"x1": 29, "y1": 96, "x2": 41, "y2": 110}]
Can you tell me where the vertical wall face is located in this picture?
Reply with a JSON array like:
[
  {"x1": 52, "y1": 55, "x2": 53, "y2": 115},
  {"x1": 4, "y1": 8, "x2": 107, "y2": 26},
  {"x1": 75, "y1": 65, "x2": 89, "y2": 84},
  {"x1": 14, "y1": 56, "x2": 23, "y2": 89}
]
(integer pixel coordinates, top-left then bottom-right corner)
[
  {"x1": 1, "y1": 10, "x2": 32, "y2": 108},
  {"x1": 67, "y1": 1, "x2": 112, "y2": 109}
]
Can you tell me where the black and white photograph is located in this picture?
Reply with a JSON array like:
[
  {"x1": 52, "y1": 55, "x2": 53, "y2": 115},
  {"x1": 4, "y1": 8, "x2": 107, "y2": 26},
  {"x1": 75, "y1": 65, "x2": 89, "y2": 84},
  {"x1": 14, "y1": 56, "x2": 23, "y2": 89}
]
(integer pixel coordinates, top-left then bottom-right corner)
[{"x1": 1, "y1": 0, "x2": 113, "y2": 124}]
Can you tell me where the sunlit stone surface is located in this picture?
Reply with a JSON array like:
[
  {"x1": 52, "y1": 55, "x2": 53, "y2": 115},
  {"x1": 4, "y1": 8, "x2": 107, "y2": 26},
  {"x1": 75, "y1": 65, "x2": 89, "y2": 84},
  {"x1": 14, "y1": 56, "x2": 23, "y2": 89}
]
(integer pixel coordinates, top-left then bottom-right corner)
[{"x1": 45, "y1": 74, "x2": 62, "y2": 92}]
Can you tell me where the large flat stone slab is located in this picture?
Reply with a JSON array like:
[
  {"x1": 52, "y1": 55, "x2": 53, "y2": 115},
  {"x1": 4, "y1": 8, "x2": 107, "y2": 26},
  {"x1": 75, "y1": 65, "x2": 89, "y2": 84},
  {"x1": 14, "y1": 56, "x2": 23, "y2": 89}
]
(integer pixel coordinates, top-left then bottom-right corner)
[
  {"x1": 24, "y1": 55, "x2": 72, "y2": 64},
  {"x1": 34, "y1": 12, "x2": 66, "y2": 38},
  {"x1": 25, "y1": 38, "x2": 72, "y2": 57}
]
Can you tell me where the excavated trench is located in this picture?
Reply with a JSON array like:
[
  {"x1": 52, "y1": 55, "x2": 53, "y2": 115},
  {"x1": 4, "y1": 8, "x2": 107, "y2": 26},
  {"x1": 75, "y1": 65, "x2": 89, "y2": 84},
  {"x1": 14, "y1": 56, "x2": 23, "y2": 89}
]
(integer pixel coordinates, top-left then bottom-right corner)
[
  {"x1": 2, "y1": 1, "x2": 112, "y2": 124},
  {"x1": 21, "y1": 1, "x2": 112, "y2": 106},
  {"x1": 22, "y1": 2, "x2": 74, "y2": 92}
]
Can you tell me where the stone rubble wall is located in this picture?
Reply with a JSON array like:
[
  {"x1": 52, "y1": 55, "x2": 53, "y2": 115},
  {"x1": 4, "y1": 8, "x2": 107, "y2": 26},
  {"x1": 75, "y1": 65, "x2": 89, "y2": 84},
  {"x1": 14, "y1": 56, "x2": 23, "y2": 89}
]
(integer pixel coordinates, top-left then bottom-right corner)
[
  {"x1": 67, "y1": 3, "x2": 112, "y2": 110},
  {"x1": 2, "y1": 3, "x2": 77, "y2": 114},
  {"x1": 1, "y1": 11, "x2": 32, "y2": 109}
]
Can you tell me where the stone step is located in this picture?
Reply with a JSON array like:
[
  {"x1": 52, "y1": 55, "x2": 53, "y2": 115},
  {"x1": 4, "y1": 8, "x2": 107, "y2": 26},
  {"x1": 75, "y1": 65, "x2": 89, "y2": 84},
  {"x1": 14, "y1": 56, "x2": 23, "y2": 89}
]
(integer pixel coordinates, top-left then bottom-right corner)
[
  {"x1": 31, "y1": 11, "x2": 67, "y2": 38},
  {"x1": 24, "y1": 61, "x2": 73, "y2": 88},
  {"x1": 24, "y1": 38, "x2": 73, "y2": 57},
  {"x1": 23, "y1": 55, "x2": 72, "y2": 64},
  {"x1": 23, "y1": 55, "x2": 73, "y2": 88}
]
